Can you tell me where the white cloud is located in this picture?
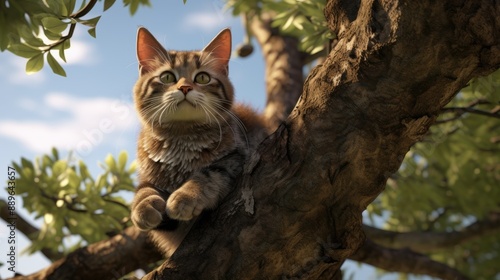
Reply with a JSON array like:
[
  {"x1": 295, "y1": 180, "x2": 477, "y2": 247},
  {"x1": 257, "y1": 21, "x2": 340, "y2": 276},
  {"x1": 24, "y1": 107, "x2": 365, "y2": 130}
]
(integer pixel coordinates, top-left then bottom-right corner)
[
  {"x1": 56, "y1": 38, "x2": 95, "y2": 65},
  {"x1": 183, "y1": 11, "x2": 233, "y2": 32},
  {"x1": 6, "y1": 56, "x2": 47, "y2": 85},
  {"x1": 0, "y1": 93, "x2": 138, "y2": 156}
]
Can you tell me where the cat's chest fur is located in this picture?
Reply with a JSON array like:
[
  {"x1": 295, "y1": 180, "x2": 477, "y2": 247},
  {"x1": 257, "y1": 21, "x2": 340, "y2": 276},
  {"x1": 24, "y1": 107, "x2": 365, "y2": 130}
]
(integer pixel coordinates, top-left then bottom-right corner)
[{"x1": 137, "y1": 125, "x2": 236, "y2": 193}]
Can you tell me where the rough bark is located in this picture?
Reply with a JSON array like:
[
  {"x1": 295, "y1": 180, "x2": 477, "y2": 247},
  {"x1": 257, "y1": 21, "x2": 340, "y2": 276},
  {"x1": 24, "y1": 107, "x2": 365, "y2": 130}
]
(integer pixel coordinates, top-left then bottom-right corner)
[
  {"x1": 143, "y1": 0, "x2": 499, "y2": 278},
  {"x1": 9, "y1": 226, "x2": 161, "y2": 280}
]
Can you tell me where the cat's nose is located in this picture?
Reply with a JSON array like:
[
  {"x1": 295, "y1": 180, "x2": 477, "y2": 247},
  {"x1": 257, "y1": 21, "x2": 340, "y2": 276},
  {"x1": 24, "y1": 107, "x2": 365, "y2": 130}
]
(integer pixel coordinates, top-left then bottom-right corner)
[{"x1": 178, "y1": 85, "x2": 193, "y2": 95}]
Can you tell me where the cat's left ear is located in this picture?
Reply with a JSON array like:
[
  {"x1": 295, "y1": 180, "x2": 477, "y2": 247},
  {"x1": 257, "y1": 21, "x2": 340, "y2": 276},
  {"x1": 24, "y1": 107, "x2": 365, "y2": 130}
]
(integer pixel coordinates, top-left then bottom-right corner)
[
  {"x1": 202, "y1": 28, "x2": 231, "y2": 75},
  {"x1": 136, "y1": 27, "x2": 167, "y2": 75}
]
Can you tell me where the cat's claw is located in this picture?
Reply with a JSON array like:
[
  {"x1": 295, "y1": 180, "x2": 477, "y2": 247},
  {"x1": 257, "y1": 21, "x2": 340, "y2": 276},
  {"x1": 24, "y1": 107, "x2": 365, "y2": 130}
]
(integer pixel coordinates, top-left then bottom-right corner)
[
  {"x1": 131, "y1": 195, "x2": 166, "y2": 231},
  {"x1": 166, "y1": 190, "x2": 204, "y2": 221}
]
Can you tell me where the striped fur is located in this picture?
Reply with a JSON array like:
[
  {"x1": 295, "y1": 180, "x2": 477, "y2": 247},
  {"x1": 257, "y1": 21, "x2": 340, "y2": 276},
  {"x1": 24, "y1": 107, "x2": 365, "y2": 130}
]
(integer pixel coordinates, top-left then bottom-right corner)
[{"x1": 130, "y1": 28, "x2": 268, "y2": 256}]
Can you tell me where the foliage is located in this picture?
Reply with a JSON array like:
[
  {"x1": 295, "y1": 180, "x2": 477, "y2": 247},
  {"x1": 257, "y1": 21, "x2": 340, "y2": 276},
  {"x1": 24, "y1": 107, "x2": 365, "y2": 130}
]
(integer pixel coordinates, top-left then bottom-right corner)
[
  {"x1": 227, "y1": 0, "x2": 335, "y2": 55},
  {"x1": 10, "y1": 149, "x2": 135, "y2": 255},
  {"x1": 0, "y1": 0, "x2": 150, "y2": 76},
  {"x1": 367, "y1": 69, "x2": 500, "y2": 279}
]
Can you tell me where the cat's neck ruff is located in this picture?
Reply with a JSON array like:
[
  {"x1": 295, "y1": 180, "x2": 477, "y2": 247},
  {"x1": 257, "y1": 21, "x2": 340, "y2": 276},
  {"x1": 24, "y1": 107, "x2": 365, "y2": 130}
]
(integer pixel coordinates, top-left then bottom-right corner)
[
  {"x1": 149, "y1": 121, "x2": 221, "y2": 139},
  {"x1": 142, "y1": 121, "x2": 235, "y2": 163}
]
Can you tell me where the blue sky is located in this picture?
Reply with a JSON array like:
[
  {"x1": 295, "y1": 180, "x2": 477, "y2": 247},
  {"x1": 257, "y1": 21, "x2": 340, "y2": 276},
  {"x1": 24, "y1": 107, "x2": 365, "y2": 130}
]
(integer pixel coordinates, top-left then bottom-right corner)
[{"x1": 0, "y1": 1, "x2": 391, "y2": 278}]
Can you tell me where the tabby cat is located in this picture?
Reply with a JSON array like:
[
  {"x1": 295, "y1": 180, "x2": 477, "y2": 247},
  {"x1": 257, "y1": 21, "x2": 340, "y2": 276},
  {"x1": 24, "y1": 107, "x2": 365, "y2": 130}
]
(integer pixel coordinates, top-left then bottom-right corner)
[{"x1": 130, "y1": 27, "x2": 267, "y2": 256}]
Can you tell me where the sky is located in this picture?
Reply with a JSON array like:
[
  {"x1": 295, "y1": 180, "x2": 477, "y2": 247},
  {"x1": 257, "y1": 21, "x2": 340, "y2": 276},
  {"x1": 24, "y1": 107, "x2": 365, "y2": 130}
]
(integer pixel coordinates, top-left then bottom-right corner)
[{"x1": 0, "y1": 1, "x2": 394, "y2": 278}]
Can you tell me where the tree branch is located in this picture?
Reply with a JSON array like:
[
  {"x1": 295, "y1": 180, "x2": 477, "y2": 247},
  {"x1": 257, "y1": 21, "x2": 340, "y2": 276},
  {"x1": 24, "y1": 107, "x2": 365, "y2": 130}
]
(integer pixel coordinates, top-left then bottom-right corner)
[
  {"x1": 9, "y1": 226, "x2": 161, "y2": 280},
  {"x1": 363, "y1": 211, "x2": 500, "y2": 253},
  {"x1": 249, "y1": 12, "x2": 303, "y2": 130},
  {"x1": 44, "y1": 0, "x2": 99, "y2": 52},
  {"x1": 0, "y1": 200, "x2": 63, "y2": 261},
  {"x1": 437, "y1": 99, "x2": 499, "y2": 123},
  {"x1": 350, "y1": 239, "x2": 470, "y2": 280}
]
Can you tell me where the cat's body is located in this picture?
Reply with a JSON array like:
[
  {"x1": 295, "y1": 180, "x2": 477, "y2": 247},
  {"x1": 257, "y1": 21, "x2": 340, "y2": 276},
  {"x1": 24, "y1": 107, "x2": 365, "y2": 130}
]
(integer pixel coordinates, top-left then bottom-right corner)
[{"x1": 131, "y1": 28, "x2": 267, "y2": 256}]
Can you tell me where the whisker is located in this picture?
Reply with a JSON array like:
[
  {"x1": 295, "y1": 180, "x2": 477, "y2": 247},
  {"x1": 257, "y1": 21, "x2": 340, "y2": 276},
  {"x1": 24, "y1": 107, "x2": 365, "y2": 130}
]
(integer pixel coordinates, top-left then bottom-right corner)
[
  {"x1": 199, "y1": 103, "x2": 223, "y2": 149},
  {"x1": 211, "y1": 103, "x2": 249, "y2": 148},
  {"x1": 202, "y1": 98, "x2": 249, "y2": 149}
]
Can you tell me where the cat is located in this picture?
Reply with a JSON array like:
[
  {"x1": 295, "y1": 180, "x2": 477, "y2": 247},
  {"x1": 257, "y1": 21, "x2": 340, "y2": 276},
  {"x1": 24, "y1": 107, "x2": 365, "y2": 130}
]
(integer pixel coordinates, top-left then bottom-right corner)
[{"x1": 130, "y1": 27, "x2": 268, "y2": 256}]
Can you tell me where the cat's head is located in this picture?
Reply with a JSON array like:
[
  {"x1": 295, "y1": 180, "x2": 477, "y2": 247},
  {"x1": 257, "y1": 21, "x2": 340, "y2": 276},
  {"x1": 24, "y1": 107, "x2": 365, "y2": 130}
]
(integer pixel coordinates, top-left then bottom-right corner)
[{"x1": 133, "y1": 27, "x2": 234, "y2": 128}]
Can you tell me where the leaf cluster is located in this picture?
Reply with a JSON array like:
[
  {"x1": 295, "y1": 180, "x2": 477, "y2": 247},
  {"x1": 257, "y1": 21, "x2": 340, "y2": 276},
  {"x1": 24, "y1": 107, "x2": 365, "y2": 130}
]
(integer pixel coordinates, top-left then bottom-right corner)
[
  {"x1": 367, "y1": 70, "x2": 500, "y2": 279},
  {"x1": 1, "y1": 0, "x2": 150, "y2": 76},
  {"x1": 9, "y1": 148, "x2": 136, "y2": 255},
  {"x1": 227, "y1": 0, "x2": 335, "y2": 55}
]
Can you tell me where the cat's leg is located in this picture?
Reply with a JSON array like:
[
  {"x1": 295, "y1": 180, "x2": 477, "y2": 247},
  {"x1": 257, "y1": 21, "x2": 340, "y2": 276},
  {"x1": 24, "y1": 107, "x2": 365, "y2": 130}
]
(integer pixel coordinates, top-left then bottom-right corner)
[
  {"x1": 166, "y1": 149, "x2": 245, "y2": 221},
  {"x1": 131, "y1": 182, "x2": 169, "y2": 230}
]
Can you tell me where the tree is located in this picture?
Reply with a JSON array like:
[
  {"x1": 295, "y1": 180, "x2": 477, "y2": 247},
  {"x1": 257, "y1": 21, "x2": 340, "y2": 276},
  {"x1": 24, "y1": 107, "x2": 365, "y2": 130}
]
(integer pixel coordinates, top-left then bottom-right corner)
[{"x1": 1, "y1": 0, "x2": 499, "y2": 279}]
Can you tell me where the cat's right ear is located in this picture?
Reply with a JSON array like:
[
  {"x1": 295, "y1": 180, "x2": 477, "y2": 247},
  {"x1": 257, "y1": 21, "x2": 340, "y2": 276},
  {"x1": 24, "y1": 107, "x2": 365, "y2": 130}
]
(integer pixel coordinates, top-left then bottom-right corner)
[{"x1": 136, "y1": 27, "x2": 166, "y2": 75}]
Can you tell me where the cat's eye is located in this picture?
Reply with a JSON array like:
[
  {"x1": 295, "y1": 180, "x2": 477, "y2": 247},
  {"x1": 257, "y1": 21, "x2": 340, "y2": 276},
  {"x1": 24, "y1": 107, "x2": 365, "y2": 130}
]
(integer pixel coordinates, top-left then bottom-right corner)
[
  {"x1": 159, "y1": 71, "x2": 176, "y2": 84},
  {"x1": 194, "y1": 72, "x2": 211, "y2": 84}
]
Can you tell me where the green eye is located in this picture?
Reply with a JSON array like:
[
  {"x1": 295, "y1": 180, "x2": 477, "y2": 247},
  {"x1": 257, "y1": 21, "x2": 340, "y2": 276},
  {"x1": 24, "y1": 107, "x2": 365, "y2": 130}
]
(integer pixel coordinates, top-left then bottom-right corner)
[
  {"x1": 195, "y1": 72, "x2": 211, "y2": 84},
  {"x1": 159, "y1": 71, "x2": 176, "y2": 84}
]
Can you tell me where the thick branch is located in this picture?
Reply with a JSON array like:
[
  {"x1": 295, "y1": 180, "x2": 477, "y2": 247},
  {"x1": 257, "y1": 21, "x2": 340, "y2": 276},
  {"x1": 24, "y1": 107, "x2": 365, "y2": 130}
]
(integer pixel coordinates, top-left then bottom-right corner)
[
  {"x1": 0, "y1": 200, "x2": 63, "y2": 261},
  {"x1": 350, "y1": 239, "x2": 469, "y2": 280},
  {"x1": 363, "y1": 211, "x2": 500, "y2": 253},
  {"x1": 249, "y1": 13, "x2": 303, "y2": 130},
  {"x1": 9, "y1": 227, "x2": 160, "y2": 280}
]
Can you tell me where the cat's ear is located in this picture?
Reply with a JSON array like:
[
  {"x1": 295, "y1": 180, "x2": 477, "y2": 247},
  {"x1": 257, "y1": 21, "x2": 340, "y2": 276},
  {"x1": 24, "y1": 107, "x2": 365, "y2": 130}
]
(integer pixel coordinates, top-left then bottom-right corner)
[
  {"x1": 136, "y1": 27, "x2": 167, "y2": 75},
  {"x1": 202, "y1": 28, "x2": 231, "y2": 75}
]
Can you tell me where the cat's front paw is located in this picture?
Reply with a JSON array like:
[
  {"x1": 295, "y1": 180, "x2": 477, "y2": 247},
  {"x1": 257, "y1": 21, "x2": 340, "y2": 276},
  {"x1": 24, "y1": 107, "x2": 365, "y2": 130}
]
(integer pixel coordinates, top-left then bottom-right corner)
[
  {"x1": 166, "y1": 188, "x2": 205, "y2": 221},
  {"x1": 131, "y1": 195, "x2": 166, "y2": 231}
]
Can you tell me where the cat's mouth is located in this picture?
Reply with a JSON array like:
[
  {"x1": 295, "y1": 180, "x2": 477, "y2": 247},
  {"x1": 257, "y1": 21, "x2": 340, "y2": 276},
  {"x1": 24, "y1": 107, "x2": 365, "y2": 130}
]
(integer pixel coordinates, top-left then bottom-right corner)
[{"x1": 178, "y1": 99, "x2": 197, "y2": 107}]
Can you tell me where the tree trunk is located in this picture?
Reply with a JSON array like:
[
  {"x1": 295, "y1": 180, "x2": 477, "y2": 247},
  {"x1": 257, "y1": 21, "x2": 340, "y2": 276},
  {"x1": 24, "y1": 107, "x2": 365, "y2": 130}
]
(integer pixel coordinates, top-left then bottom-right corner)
[{"x1": 143, "y1": 0, "x2": 499, "y2": 278}]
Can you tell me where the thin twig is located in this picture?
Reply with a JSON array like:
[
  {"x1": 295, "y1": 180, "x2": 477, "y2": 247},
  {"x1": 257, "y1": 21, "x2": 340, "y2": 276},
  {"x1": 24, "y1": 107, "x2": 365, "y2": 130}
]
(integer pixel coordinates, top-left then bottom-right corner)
[
  {"x1": 436, "y1": 99, "x2": 498, "y2": 124},
  {"x1": 43, "y1": 0, "x2": 99, "y2": 52}
]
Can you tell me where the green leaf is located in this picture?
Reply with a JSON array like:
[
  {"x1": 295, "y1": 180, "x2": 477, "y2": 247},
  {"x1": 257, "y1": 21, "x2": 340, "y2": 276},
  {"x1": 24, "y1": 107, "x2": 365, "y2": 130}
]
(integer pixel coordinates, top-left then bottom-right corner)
[
  {"x1": 104, "y1": 0, "x2": 117, "y2": 11},
  {"x1": 129, "y1": 0, "x2": 139, "y2": 15},
  {"x1": 58, "y1": 40, "x2": 70, "y2": 62},
  {"x1": 41, "y1": 17, "x2": 69, "y2": 34},
  {"x1": 117, "y1": 151, "x2": 128, "y2": 172},
  {"x1": 9, "y1": 44, "x2": 41, "y2": 58},
  {"x1": 26, "y1": 53, "x2": 45, "y2": 74},
  {"x1": 59, "y1": 1, "x2": 69, "y2": 16},
  {"x1": 47, "y1": 52, "x2": 67, "y2": 77},
  {"x1": 78, "y1": 16, "x2": 100, "y2": 28},
  {"x1": 52, "y1": 147, "x2": 60, "y2": 160},
  {"x1": 65, "y1": 0, "x2": 77, "y2": 15},
  {"x1": 21, "y1": 157, "x2": 34, "y2": 170},
  {"x1": 0, "y1": 13, "x2": 10, "y2": 51},
  {"x1": 67, "y1": 169, "x2": 81, "y2": 188},
  {"x1": 19, "y1": 25, "x2": 46, "y2": 47},
  {"x1": 79, "y1": 160, "x2": 92, "y2": 180},
  {"x1": 52, "y1": 160, "x2": 68, "y2": 177},
  {"x1": 43, "y1": 28, "x2": 64, "y2": 41},
  {"x1": 87, "y1": 27, "x2": 96, "y2": 38}
]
